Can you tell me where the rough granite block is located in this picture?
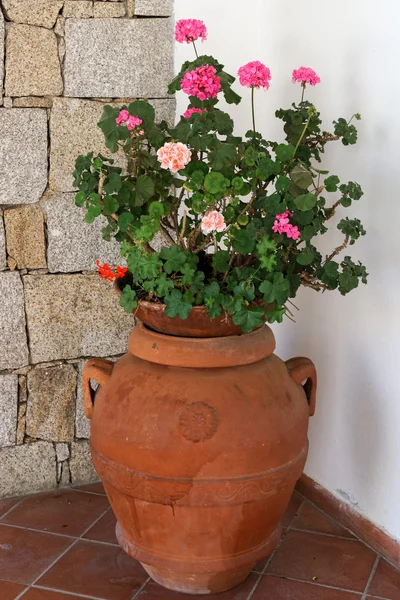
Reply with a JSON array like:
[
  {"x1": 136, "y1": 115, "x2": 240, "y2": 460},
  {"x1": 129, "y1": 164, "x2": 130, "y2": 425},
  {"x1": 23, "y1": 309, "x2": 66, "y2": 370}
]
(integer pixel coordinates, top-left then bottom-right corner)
[
  {"x1": 4, "y1": 205, "x2": 47, "y2": 270},
  {"x1": 0, "y1": 272, "x2": 29, "y2": 370},
  {"x1": 0, "y1": 109, "x2": 48, "y2": 205},
  {"x1": 63, "y1": 1, "x2": 94, "y2": 18},
  {"x1": 64, "y1": 18, "x2": 173, "y2": 98},
  {"x1": 0, "y1": 8, "x2": 4, "y2": 106},
  {"x1": 0, "y1": 441, "x2": 57, "y2": 498},
  {"x1": 13, "y1": 97, "x2": 53, "y2": 108},
  {"x1": 5, "y1": 24, "x2": 63, "y2": 97},
  {"x1": 93, "y1": 2, "x2": 126, "y2": 17},
  {"x1": 49, "y1": 98, "x2": 175, "y2": 191},
  {"x1": 23, "y1": 273, "x2": 135, "y2": 363},
  {"x1": 134, "y1": 0, "x2": 173, "y2": 16},
  {"x1": 0, "y1": 375, "x2": 18, "y2": 448},
  {"x1": 26, "y1": 364, "x2": 77, "y2": 442},
  {"x1": 44, "y1": 193, "x2": 122, "y2": 273},
  {"x1": 0, "y1": 212, "x2": 6, "y2": 271},
  {"x1": 70, "y1": 441, "x2": 99, "y2": 484},
  {"x1": 2, "y1": 0, "x2": 64, "y2": 28}
]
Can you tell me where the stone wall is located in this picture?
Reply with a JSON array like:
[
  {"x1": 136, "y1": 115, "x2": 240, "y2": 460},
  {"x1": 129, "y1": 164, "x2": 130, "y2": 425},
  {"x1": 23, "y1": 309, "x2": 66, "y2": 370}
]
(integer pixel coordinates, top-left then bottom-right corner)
[{"x1": 0, "y1": 0, "x2": 174, "y2": 498}]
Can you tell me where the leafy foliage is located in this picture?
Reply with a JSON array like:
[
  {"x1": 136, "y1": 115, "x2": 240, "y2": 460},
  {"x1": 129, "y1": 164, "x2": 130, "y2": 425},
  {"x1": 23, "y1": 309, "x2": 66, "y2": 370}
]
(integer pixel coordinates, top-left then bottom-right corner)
[{"x1": 73, "y1": 49, "x2": 368, "y2": 333}]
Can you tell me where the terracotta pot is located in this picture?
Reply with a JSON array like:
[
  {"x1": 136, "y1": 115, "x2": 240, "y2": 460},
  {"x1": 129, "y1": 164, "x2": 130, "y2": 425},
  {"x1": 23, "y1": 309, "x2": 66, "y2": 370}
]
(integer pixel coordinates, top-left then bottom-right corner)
[{"x1": 82, "y1": 312, "x2": 316, "y2": 595}]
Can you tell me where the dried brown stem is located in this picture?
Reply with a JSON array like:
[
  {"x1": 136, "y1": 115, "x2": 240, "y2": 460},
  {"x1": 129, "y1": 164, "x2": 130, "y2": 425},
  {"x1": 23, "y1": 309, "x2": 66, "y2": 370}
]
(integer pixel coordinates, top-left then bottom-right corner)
[{"x1": 325, "y1": 235, "x2": 349, "y2": 263}]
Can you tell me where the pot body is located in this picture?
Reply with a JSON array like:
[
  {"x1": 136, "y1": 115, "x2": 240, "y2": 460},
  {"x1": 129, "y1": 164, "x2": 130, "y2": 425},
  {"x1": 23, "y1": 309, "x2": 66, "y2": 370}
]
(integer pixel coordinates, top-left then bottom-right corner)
[{"x1": 84, "y1": 323, "x2": 316, "y2": 595}]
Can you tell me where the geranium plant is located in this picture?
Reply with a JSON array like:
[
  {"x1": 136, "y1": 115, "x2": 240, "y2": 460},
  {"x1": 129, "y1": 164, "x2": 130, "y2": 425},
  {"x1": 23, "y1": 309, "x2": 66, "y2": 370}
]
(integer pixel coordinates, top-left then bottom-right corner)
[{"x1": 73, "y1": 19, "x2": 367, "y2": 333}]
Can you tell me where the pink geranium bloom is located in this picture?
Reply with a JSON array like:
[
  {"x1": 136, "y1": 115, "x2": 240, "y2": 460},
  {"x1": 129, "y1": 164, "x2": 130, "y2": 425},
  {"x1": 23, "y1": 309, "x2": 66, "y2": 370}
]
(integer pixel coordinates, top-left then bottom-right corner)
[
  {"x1": 183, "y1": 107, "x2": 207, "y2": 119},
  {"x1": 157, "y1": 142, "x2": 191, "y2": 173},
  {"x1": 116, "y1": 110, "x2": 143, "y2": 133},
  {"x1": 181, "y1": 65, "x2": 221, "y2": 101},
  {"x1": 272, "y1": 210, "x2": 300, "y2": 241},
  {"x1": 238, "y1": 61, "x2": 271, "y2": 90},
  {"x1": 201, "y1": 210, "x2": 225, "y2": 235},
  {"x1": 175, "y1": 19, "x2": 207, "y2": 44},
  {"x1": 292, "y1": 67, "x2": 321, "y2": 86}
]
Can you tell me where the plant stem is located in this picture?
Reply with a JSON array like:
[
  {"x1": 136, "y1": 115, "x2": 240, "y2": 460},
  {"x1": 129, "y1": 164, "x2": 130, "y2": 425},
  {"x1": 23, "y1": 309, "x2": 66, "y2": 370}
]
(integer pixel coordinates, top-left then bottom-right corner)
[
  {"x1": 301, "y1": 82, "x2": 306, "y2": 103},
  {"x1": 192, "y1": 41, "x2": 199, "y2": 59},
  {"x1": 293, "y1": 113, "x2": 312, "y2": 159},
  {"x1": 251, "y1": 86, "x2": 256, "y2": 139}
]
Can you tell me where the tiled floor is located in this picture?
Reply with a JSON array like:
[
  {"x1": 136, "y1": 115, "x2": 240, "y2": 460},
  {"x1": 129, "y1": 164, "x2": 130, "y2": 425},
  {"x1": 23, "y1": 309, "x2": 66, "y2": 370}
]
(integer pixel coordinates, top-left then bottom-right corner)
[{"x1": 0, "y1": 483, "x2": 399, "y2": 600}]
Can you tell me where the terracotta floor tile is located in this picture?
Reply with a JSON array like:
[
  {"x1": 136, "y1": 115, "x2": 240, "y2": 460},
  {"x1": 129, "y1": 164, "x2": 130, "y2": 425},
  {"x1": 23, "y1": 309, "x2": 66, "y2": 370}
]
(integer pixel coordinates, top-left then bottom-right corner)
[
  {"x1": 37, "y1": 540, "x2": 148, "y2": 600},
  {"x1": 3, "y1": 490, "x2": 109, "y2": 537},
  {"x1": 0, "y1": 525, "x2": 73, "y2": 585},
  {"x1": 252, "y1": 575, "x2": 362, "y2": 599},
  {"x1": 0, "y1": 498, "x2": 20, "y2": 519},
  {"x1": 292, "y1": 500, "x2": 355, "y2": 538},
  {"x1": 267, "y1": 529, "x2": 377, "y2": 592},
  {"x1": 83, "y1": 508, "x2": 118, "y2": 544},
  {"x1": 21, "y1": 589, "x2": 86, "y2": 600},
  {"x1": 137, "y1": 574, "x2": 258, "y2": 599},
  {"x1": 0, "y1": 579, "x2": 26, "y2": 600},
  {"x1": 282, "y1": 492, "x2": 303, "y2": 527},
  {"x1": 367, "y1": 558, "x2": 400, "y2": 600},
  {"x1": 73, "y1": 482, "x2": 106, "y2": 495}
]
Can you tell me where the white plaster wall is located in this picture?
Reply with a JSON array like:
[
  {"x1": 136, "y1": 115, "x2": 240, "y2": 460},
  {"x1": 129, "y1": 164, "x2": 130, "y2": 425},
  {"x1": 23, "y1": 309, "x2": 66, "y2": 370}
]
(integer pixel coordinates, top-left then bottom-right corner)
[{"x1": 174, "y1": 0, "x2": 400, "y2": 541}]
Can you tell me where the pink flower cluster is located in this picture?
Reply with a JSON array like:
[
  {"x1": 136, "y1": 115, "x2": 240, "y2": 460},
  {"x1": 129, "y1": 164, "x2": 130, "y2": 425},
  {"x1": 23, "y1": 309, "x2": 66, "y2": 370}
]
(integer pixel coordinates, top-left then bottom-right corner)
[
  {"x1": 238, "y1": 61, "x2": 271, "y2": 90},
  {"x1": 157, "y1": 142, "x2": 191, "y2": 173},
  {"x1": 115, "y1": 110, "x2": 143, "y2": 132},
  {"x1": 292, "y1": 67, "x2": 321, "y2": 86},
  {"x1": 272, "y1": 210, "x2": 301, "y2": 241},
  {"x1": 201, "y1": 211, "x2": 225, "y2": 235},
  {"x1": 181, "y1": 65, "x2": 221, "y2": 101},
  {"x1": 175, "y1": 19, "x2": 207, "y2": 44},
  {"x1": 183, "y1": 107, "x2": 207, "y2": 119}
]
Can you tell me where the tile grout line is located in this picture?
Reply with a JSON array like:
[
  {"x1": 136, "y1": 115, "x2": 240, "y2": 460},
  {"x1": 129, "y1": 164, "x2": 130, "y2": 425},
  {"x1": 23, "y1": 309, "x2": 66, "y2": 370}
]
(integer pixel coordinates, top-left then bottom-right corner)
[
  {"x1": 266, "y1": 573, "x2": 365, "y2": 595},
  {"x1": 361, "y1": 554, "x2": 380, "y2": 600},
  {"x1": 12, "y1": 505, "x2": 111, "y2": 600},
  {"x1": 24, "y1": 584, "x2": 110, "y2": 600},
  {"x1": 130, "y1": 576, "x2": 151, "y2": 600},
  {"x1": 0, "y1": 497, "x2": 26, "y2": 520},
  {"x1": 288, "y1": 526, "x2": 360, "y2": 540},
  {"x1": 245, "y1": 499, "x2": 305, "y2": 600}
]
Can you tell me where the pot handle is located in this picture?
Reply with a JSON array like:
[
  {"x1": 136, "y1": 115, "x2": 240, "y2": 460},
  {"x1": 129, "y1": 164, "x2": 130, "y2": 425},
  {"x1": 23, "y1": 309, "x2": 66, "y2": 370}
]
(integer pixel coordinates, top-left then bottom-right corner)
[
  {"x1": 286, "y1": 357, "x2": 317, "y2": 417},
  {"x1": 82, "y1": 358, "x2": 114, "y2": 420}
]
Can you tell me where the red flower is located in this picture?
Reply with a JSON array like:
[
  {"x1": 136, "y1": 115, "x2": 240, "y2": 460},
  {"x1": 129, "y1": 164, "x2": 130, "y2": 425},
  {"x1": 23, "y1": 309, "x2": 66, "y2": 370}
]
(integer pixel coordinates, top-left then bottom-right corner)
[{"x1": 96, "y1": 261, "x2": 127, "y2": 282}]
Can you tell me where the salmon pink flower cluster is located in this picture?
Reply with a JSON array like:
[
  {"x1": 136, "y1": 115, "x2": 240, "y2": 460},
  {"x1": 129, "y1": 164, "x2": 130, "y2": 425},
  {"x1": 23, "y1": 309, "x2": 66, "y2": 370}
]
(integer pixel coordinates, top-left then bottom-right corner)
[
  {"x1": 238, "y1": 61, "x2": 271, "y2": 90},
  {"x1": 201, "y1": 211, "x2": 225, "y2": 235},
  {"x1": 292, "y1": 67, "x2": 321, "y2": 86},
  {"x1": 157, "y1": 142, "x2": 191, "y2": 173},
  {"x1": 175, "y1": 19, "x2": 207, "y2": 44},
  {"x1": 96, "y1": 260, "x2": 127, "y2": 282},
  {"x1": 181, "y1": 65, "x2": 221, "y2": 101},
  {"x1": 272, "y1": 211, "x2": 301, "y2": 241},
  {"x1": 115, "y1": 110, "x2": 143, "y2": 132},
  {"x1": 183, "y1": 107, "x2": 207, "y2": 118}
]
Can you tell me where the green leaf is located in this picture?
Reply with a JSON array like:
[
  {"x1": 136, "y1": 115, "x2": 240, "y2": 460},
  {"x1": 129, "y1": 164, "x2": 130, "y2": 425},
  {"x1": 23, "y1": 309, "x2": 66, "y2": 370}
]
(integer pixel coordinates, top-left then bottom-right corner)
[
  {"x1": 275, "y1": 143, "x2": 295, "y2": 162},
  {"x1": 148, "y1": 201, "x2": 165, "y2": 219},
  {"x1": 103, "y1": 195, "x2": 119, "y2": 216},
  {"x1": 75, "y1": 191, "x2": 86, "y2": 207},
  {"x1": 324, "y1": 175, "x2": 340, "y2": 192},
  {"x1": 204, "y1": 171, "x2": 230, "y2": 194},
  {"x1": 208, "y1": 141, "x2": 236, "y2": 170},
  {"x1": 155, "y1": 273, "x2": 174, "y2": 297},
  {"x1": 256, "y1": 157, "x2": 281, "y2": 180},
  {"x1": 119, "y1": 285, "x2": 137, "y2": 313},
  {"x1": 294, "y1": 192, "x2": 317, "y2": 211},
  {"x1": 160, "y1": 246, "x2": 187, "y2": 274},
  {"x1": 180, "y1": 263, "x2": 195, "y2": 285},
  {"x1": 127, "y1": 100, "x2": 155, "y2": 125},
  {"x1": 164, "y1": 289, "x2": 192, "y2": 319},
  {"x1": 276, "y1": 175, "x2": 291, "y2": 194},
  {"x1": 259, "y1": 273, "x2": 290, "y2": 305},
  {"x1": 135, "y1": 175, "x2": 155, "y2": 206},
  {"x1": 118, "y1": 212, "x2": 134, "y2": 232},
  {"x1": 338, "y1": 271, "x2": 359, "y2": 293},
  {"x1": 212, "y1": 250, "x2": 230, "y2": 273},
  {"x1": 104, "y1": 173, "x2": 122, "y2": 194},
  {"x1": 232, "y1": 307, "x2": 265, "y2": 333},
  {"x1": 290, "y1": 164, "x2": 313, "y2": 190},
  {"x1": 267, "y1": 306, "x2": 286, "y2": 324},
  {"x1": 85, "y1": 204, "x2": 102, "y2": 224},
  {"x1": 296, "y1": 247, "x2": 314, "y2": 265},
  {"x1": 231, "y1": 229, "x2": 256, "y2": 254}
]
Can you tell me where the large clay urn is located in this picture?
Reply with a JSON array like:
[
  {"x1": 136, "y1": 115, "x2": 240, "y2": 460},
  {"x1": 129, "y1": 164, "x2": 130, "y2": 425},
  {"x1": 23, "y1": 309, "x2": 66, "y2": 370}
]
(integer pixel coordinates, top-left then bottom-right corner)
[{"x1": 82, "y1": 305, "x2": 316, "y2": 595}]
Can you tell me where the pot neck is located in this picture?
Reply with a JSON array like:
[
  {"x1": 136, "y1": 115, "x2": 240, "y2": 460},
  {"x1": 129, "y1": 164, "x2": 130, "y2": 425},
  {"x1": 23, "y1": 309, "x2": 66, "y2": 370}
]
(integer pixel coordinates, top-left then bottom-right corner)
[{"x1": 129, "y1": 324, "x2": 275, "y2": 368}]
